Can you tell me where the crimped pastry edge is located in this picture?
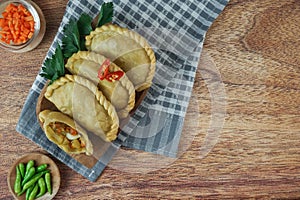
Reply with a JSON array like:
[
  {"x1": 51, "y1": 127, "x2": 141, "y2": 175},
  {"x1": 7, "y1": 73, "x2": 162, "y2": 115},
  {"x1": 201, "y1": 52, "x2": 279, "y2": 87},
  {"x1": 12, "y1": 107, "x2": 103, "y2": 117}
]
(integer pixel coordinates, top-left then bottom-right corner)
[
  {"x1": 86, "y1": 24, "x2": 156, "y2": 92},
  {"x1": 65, "y1": 51, "x2": 136, "y2": 119},
  {"x1": 44, "y1": 74, "x2": 119, "y2": 141}
]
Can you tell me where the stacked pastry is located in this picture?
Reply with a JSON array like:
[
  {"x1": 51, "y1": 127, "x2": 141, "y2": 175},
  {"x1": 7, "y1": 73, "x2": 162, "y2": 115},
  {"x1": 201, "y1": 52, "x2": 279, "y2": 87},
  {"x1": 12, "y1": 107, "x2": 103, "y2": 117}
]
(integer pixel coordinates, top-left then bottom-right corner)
[{"x1": 38, "y1": 24, "x2": 156, "y2": 156}]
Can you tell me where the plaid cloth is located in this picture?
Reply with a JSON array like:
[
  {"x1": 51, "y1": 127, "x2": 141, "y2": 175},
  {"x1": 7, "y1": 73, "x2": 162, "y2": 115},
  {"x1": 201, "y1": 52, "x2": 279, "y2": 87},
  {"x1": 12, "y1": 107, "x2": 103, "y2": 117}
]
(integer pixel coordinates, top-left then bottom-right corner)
[{"x1": 16, "y1": 0, "x2": 228, "y2": 181}]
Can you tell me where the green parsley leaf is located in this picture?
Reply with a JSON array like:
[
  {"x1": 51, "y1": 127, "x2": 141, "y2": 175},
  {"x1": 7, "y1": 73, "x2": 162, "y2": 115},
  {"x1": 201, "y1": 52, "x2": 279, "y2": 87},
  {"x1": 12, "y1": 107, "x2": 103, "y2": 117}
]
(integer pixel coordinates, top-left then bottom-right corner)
[
  {"x1": 77, "y1": 13, "x2": 93, "y2": 36},
  {"x1": 62, "y1": 20, "x2": 81, "y2": 58},
  {"x1": 97, "y1": 2, "x2": 114, "y2": 27},
  {"x1": 77, "y1": 13, "x2": 93, "y2": 51},
  {"x1": 40, "y1": 2, "x2": 115, "y2": 84},
  {"x1": 40, "y1": 44, "x2": 65, "y2": 84},
  {"x1": 61, "y1": 2, "x2": 114, "y2": 58}
]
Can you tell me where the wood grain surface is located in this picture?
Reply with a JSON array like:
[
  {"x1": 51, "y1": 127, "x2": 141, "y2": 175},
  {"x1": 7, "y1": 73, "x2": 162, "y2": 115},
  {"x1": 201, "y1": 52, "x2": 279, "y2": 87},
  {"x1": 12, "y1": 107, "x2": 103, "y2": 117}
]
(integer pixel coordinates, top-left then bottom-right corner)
[{"x1": 0, "y1": 0, "x2": 299, "y2": 199}]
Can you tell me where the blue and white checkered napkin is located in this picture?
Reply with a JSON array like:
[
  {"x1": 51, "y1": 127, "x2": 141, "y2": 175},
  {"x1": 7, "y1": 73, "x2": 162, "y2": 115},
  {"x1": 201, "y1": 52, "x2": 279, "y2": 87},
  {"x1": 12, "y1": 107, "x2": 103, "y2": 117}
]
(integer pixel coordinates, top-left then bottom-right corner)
[{"x1": 16, "y1": 0, "x2": 228, "y2": 181}]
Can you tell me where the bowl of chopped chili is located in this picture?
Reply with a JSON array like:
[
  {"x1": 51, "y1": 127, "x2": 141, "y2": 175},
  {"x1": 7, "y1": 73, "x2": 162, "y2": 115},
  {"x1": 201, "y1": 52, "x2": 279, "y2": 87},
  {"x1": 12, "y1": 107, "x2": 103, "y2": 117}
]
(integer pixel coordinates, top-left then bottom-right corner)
[{"x1": 0, "y1": 0, "x2": 45, "y2": 53}]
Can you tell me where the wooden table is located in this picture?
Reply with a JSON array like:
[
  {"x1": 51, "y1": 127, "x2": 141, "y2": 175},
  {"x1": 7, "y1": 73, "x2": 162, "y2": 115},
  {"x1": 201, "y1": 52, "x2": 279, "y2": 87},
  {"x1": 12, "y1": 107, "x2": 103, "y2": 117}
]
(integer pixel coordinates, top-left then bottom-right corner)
[{"x1": 1, "y1": 0, "x2": 299, "y2": 199}]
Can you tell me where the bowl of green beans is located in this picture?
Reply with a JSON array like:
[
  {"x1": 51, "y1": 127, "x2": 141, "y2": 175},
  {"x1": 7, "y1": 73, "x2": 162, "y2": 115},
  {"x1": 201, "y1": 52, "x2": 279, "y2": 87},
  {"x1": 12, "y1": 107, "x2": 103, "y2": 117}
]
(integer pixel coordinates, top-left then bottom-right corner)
[{"x1": 7, "y1": 152, "x2": 60, "y2": 200}]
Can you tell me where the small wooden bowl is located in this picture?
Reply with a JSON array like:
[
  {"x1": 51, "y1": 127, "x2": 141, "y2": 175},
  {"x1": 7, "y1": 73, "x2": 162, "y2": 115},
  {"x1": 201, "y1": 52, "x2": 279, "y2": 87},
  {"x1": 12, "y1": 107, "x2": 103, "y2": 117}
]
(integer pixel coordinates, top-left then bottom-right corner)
[{"x1": 7, "y1": 153, "x2": 60, "y2": 200}]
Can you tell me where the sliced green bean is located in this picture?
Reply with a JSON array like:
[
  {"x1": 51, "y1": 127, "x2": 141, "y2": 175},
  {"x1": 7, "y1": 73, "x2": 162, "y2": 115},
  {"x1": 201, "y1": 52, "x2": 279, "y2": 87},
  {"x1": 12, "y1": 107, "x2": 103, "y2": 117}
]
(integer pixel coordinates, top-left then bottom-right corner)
[
  {"x1": 22, "y1": 170, "x2": 49, "y2": 191},
  {"x1": 14, "y1": 166, "x2": 21, "y2": 193},
  {"x1": 45, "y1": 172, "x2": 52, "y2": 194},
  {"x1": 28, "y1": 183, "x2": 39, "y2": 200},
  {"x1": 36, "y1": 163, "x2": 48, "y2": 172},
  {"x1": 22, "y1": 166, "x2": 36, "y2": 186},
  {"x1": 18, "y1": 163, "x2": 25, "y2": 178},
  {"x1": 25, "y1": 185, "x2": 34, "y2": 200},
  {"x1": 36, "y1": 177, "x2": 46, "y2": 198},
  {"x1": 17, "y1": 188, "x2": 26, "y2": 196},
  {"x1": 24, "y1": 160, "x2": 34, "y2": 177}
]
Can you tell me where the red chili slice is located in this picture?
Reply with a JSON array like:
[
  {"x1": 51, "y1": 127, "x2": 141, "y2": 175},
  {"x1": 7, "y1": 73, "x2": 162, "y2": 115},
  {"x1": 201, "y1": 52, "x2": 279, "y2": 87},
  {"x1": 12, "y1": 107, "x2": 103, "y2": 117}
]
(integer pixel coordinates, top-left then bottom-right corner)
[
  {"x1": 97, "y1": 59, "x2": 110, "y2": 80},
  {"x1": 106, "y1": 71, "x2": 124, "y2": 82}
]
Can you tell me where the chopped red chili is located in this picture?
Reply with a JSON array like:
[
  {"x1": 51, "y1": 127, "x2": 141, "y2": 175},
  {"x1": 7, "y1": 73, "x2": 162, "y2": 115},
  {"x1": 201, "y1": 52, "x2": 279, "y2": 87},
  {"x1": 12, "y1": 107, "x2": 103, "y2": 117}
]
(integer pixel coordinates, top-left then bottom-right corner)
[
  {"x1": 97, "y1": 59, "x2": 110, "y2": 80},
  {"x1": 106, "y1": 71, "x2": 124, "y2": 82},
  {"x1": 97, "y1": 59, "x2": 125, "y2": 82}
]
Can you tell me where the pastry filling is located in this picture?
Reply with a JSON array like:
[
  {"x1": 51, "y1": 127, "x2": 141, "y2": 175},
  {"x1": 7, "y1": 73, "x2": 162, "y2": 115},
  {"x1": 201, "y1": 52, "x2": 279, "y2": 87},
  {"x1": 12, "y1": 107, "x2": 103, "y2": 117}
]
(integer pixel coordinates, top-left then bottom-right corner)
[{"x1": 50, "y1": 122, "x2": 86, "y2": 149}]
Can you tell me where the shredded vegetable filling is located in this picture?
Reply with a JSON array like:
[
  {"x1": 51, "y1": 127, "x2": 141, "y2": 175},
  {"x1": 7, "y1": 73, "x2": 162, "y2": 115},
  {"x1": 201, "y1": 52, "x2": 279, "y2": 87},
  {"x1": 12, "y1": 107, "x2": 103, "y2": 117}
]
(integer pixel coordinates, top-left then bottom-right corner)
[{"x1": 50, "y1": 122, "x2": 86, "y2": 149}]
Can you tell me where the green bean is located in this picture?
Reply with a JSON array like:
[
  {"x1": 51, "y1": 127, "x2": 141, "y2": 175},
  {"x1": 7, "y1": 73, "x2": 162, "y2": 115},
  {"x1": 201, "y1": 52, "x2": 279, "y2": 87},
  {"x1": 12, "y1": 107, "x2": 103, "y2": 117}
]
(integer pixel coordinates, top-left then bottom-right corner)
[
  {"x1": 25, "y1": 160, "x2": 34, "y2": 177},
  {"x1": 17, "y1": 188, "x2": 26, "y2": 196},
  {"x1": 45, "y1": 172, "x2": 52, "y2": 194},
  {"x1": 22, "y1": 166, "x2": 36, "y2": 186},
  {"x1": 28, "y1": 183, "x2": 39, "y2": 200},
  {"x1": 25, "y1": 185, "x2": 34, "y2": 200},
  {"x1": 18, "y1": 163, "x2": 25, "y2": 178},
  {"x1": 36, "y1": 177, "x2": 46, "y2": 198},
  {"x1": 36, "y1": 163, "x2": 48, "y2": 172},
  {"x1": 14, "y1": 166, "x2": 21, "y2": 193},
  {"x1": 22, "y1": 170, "x2": 49, "y2": 191}
]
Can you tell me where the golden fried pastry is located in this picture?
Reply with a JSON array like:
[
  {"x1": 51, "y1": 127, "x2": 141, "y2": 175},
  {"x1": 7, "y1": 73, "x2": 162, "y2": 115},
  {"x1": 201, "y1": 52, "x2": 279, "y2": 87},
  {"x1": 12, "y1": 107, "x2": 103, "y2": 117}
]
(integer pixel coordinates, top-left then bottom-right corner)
[
  {"x1": 86, "y1": 24, "x2": 156, "y2": 91},
  {"x1": 39, "y1": 110, "x2": 93, "y2": 155},
  {"x1": 44, "y1": 74, "x2": 119, "y2": 142},
  {"x1": 65, "y1": 51, "x2": 135, "y2": 119}
]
